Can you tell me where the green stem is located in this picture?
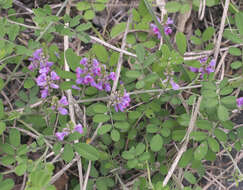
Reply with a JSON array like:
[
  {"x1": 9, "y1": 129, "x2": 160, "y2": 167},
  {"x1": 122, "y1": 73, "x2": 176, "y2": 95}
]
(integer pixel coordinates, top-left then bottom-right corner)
[
  {"x1": 35, "y1": 0, "x2": 70, "y2": 42},
  {"x1": 142, "y1": 0, "x2": 172, "y2": 50}
]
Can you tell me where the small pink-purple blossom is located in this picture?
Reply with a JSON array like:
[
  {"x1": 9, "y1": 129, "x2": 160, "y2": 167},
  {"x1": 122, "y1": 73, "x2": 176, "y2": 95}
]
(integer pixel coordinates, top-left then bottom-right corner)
[{"x1": 237, "y1": 97, "x2": 243, "y2": 108}]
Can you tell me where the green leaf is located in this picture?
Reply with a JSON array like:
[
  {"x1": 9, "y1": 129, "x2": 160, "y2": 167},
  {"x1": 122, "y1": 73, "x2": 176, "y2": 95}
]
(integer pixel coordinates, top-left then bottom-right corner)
[
  {"x1": 202, "y1": 27, "x2": 215, "y2": 42},
  {"x1": 176, "y1": 32, "x2": 187, "y2": 54},
  {"x1": 114, "y1": 122, "x2": 130, "y2": 131},
  {"x1": 196, "y1": 120, "x2": 213, "y2": 130},
  {"x1": 76, "y1": 1, "x2": 91, "y2": 11},
  {"x1": 9, "y1": 128, "x2": 20, "y2": 147},
  {"x1": 179, "y1": 148, "x2": 193, "y2": 168},
  {"x1": 190, "y1": 36, "x2": 202, "y2": 45},
  {"x1": 15, "y1": 163, "x2": 27, "y2": 176},
  {"x1": 24, "y1": 79, "x2": 35, "y2": 89},
  {"x1": 207, "y1": 137, "x2": 219, "y2": 152},
  {"x1": 160, "y1": 127, "x2": 171, "y2": 137},
  {"x1": 184, "y1": 171, "x2": 196, "y2": 184},
  {"x1": 0, "y1": 99, "x2": 4, "y2": 119},
  {"x1": 17, "y1": 145, "x2": 28, "y2": 156},
  {"x1": 74, "y1": 143, "x2": 99, "y2": 161},
  {"x1": 229, "y1": 47, "x2": 242, "y2": 56},
  {"x1": 146, "y1": 124, "x2": 159, "y2": 133},
  {"x1": 235, "y1": 12, "x2": 243, "y2": 36},
  {"x1": 136, "y1": 80, "x2": 145, "y2": 89},
  {"x1": 98, "y1": 124, "x2": 112, "y2": 135},
  {"x1": 92, "y1": 44, "x2": 109, "y2": 63},
  {"x1": 135, "y1": 44, "x2": 145, "y2": 63},
  {"x1": 190, "y1": 131, "x2": 207, "y2": 141},
  {"x1": 0, "y1": 122, "x2": 6, "y2": 135},
  {"x1": 0, "y1": 78, "x2": 4, "y2": 91},
  {"x1": 110, "y1": 22, "x2": 126, "y2": 38},
  {"x1": 1, "y1": 155, "x2": 15, "y2": 166},
  {"x1": 76, "y1": 23, "x2": 92, "y2": 32},
  {"x1": 122, "y1": 150, "x2": 135, "y2": 160},
  {"x1": 165, "y1": 1, "x2": 181, "y2": 13},
  {"x1": 65, "y1": 48, "x2": 81, "y2": 71},
  {"x1": 93, "y1": 103, "x2": 108, "y2": 113},
  {"x1": 217, "y1": 105, "x2": 229, "y2": 121},
  {"x1": 93, "y1": 114, "x2": 110, "y2": 123},
  {"x1": 0, "y1": 179, "x2": 14, "y2": 190},
  {"x1": 96, "y1": 178, "x2": 108, "y2": 190},
  {"x1": 111, "y1": 129, "x2": 120, "y2": 142},
  {"x1": 84, "y1": 10, "x2": 95, "y2": 20},
  {"x1": 194, "y1": 141, "x2": 208, "y2": 160},
  {"x1": 150, "y1": 134, "x2": 163, "y2": 152},
  {"x1": 214, "y1": 128, "x2": 227, "y2": 142},
  {"x1": 221, "y1": 96, "x2": 237, "y2": 109},
  {"x1": 62, "y1": 144, "x2": 74, "y2": 162},
  {"x1": 56, "y1": 69, "x2": 76, "y2": 80},
  {"x1": 135, "y1": 143, "x2": 145, "y2": 156},
  {"x1": 172, "y1": 130, "x2": 186, "y2": 141},
  {"x1": 126, "y1": 70, "x2": 142, "y2": 78},
  {"x1": 231, "y1": 61, "x2": 242, "y2": 69},
  {"x1": 180, "y1": 3, "x2": 191, "y2": 13},
  {"x1": 70, "y1": 15, "x2": 82, "y2": 27}
]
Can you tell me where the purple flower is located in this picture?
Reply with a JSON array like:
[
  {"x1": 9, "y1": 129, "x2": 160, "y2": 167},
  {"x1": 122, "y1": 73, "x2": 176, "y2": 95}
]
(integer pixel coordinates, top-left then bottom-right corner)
[
  {"x1": 113, "y1": 91, "x2": 131, "y2": 112},
  {"x1": 104, "y1": 83, "x2": 111, "y2": 92},
  {"x1": 55, "y1": 131, "x2": 69, "y2": 141},
  {"x1": 76, "y1": 77, "x2": 84, "y2": 84},
  {"x1": 205, "y1": 66, "x2": 214, "y2": 73},
  {"x1": 93, "y1": 59, "x2": 99, "y2": 67},
  {"x1": 150, "y1": 23, "x2": 161, "y2": 39},
  {"x1": 36, "y1": 73, "x2": 47, "y2": 87},
  {"x1": 95, "y1": 82, "x2": 103, "y2": 90},
  {"x1": 84, "y1": 74, "x2": 94, "y2": 84},
  {"x1": 166, "y1": 17, "x2": 173, "y2": 25},
  {"x1": 80, "y1": 58, "x2": 88, "y2": 65},
  {"x1": 39, "y1": 66, "x2": 50, "y2": 74},
  {"x1": 59, "y1": 96, "x2": 68, "y2": 106},
  {"x1": 74, "y1": 124, "x2": 83, "y2": 134},
  {"x1": 58, "y1": 107, "x2": 68, "y2": 115},
  {"x1": 51, "y1": 71, "x2": 60, "y2": 81},
  {"x1": 170, "y1": 80, "x2": 180, "y2": 90},
  {"x1": 76, "y1": 67, "x2": 85, "y2": 77},
  {"x1": 209, "y1": 59, "x2": 216, "y2": 67},
  {"x1": 92, "y1": 66, "x2": 101, "y2": 76},
  {"x1": 199, "y1": 57, "x2": 208, "y2": 63},
  {"x1": 164, "y1": 26, "x2": 172, "y2": 35},
  {"x1": 237, "y1": 97, "x2": 243, "y2": 108},
  {"x1": 28, "y1": 63, "x2": 38, "y2": 71},
  {"x1": 109, "y1": 72, "x2": 116, "y2": 81},
  {"x1": 72, "y1": 85, "x2": 81, "y2": 90},
  {"x1": 40, "y1": 88, "x2": 48, "y2": 99},
  {"x1": 189, "y1": 67, "x2": 199, "y2": 72},
  {"x1": 188, "y1": 58, "x2": 216, "y2": 77},
  {"x1": 40, "y1": 61, "x2": 54, "y2": 68},
  {"x1": 32, "y1": 48, "x2": 43, "y2": 60},
  {"x1": 50, "y1": 83, "x2": 59, "y2": 89}
]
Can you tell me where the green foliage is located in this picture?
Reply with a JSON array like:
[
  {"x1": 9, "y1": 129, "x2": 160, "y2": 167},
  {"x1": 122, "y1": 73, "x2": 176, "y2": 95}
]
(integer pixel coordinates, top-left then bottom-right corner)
[
  {"x1": 74, "y1": 143, "x2": 99, "y2": 161},
  {"x1": 1, "y1": 0, "x2": 242, "y2": 189}
]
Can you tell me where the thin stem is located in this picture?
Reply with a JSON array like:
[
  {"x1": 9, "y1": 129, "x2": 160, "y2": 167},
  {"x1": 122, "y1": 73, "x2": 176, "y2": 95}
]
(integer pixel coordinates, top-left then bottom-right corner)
[{"x1": 35, "y1": 0, "x2": 69, "y2": 42}]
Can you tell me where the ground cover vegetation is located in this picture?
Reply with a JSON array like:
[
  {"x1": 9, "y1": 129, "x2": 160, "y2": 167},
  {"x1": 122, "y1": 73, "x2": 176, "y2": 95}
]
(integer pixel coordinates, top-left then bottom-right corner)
[{"x1": 0, "y1": 0, "x2": 243, "y2": 189}]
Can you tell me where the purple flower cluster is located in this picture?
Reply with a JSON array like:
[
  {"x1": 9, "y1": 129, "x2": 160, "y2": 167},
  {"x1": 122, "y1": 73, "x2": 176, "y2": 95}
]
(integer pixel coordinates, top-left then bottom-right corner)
[
  {"x1": 29, "y1": 48, "x2": 60, "y2": 98},
  {"x1": 189, "y1": 58, "x2": 216, "y2": 78},
  {"x1": 75, "y1": 58, "x2": 116, "y2": 92},
  {"x1": 150, "y1": 17, "x2": 173, "y2": 39},
  {"x1": 112, "y1": 90, "x2": 131, "y2": 112},
  {"x1": 56, "y1": 123, "x2": 83, "y2": 141},
  {"x1": 51, "y1": 96, "x2": 69, "y2": 115},
  {"x1": 237, "y1": 97, "x2": 243, "y2": 108}
]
